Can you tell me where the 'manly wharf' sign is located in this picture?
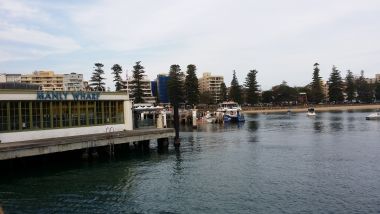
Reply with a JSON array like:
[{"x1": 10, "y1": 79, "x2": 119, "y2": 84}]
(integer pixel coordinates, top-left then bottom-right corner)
[{"x1": 37, "y1": 91, "x2": 101, "y2": 101}]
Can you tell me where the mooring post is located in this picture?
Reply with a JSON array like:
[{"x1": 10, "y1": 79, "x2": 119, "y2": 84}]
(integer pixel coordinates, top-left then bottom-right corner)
[
  {"x1": 142, "y1": 140, "x2": 150, "y2": 153},
  {"x1": 157, "y1": 138, "x2": 169, "y2": 152},
  {"x1": 192, "y1": 109, "x2": 197, "y2": 129}
]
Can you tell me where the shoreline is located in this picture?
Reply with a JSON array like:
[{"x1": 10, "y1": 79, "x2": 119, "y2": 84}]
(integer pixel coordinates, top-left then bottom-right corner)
[{"x1": 243, "y1": 104, "x2": 380, "y2": 114}]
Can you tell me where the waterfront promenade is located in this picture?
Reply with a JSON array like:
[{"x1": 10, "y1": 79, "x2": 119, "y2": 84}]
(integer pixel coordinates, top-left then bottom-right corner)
[
  {"x1": 243, "y1": 104, "x2": 380, "y2": 114},
  {"x1": 0, "y1": 128, "x2": 175, "y2": 161}
]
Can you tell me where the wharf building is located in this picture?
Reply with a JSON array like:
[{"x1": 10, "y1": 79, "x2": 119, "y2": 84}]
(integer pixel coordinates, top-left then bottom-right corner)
[
  {"x1": 199, "y1": 72, "x2": 224, "y2": 104},
  {"x1": 0, "y1": 88, "x2": 133, "y2": 143}
]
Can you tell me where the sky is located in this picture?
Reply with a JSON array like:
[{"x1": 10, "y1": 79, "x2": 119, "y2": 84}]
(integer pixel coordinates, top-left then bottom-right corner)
[{"x1": 1, "y1": 0, "x2": 380, "y2": 90}]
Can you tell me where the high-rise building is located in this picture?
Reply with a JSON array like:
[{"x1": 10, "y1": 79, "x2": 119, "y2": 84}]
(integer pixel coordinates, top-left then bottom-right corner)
[
  {"x1": 199, "y1": 72, "x2": 224, "y2": 104},
  {"x1": 63, "y1": 72, "x2": 84, "y2": 91},
  {"x1": 121, "y1": 75, "x2": 156, "y2": 104},
  {"x1": 156, "y1": 74, "x2": 170, "y2": 104},
  {"x1": 21, "y1": 71, "x2": 64, "y2": 91}
]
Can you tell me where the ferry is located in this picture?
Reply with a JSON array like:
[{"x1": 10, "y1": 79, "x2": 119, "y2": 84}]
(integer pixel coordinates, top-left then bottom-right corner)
[
  {"x1": 0, "y1": 87, "x2": 134, "y2": 143},
  {"x1": 217, "y1": 101, "x2": 245, "y2": 123}
]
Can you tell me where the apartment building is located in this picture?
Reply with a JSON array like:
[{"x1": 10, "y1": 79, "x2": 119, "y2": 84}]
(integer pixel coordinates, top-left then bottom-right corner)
[
  {"x1": 121, "y1": 75, "x2": 156, "y2": 104},
  {"x1": 63, "y1": 72, "x2": 84, "y2": 91},
  {"x1": 21, "y1": 70, "x2": 64, "y2": 91},
  {"x1": 5, "y1": 74, "x2": 22, "y2": 83},
  {"x1": 199, "y1": 72, "x2": 224, "y2": 104}
]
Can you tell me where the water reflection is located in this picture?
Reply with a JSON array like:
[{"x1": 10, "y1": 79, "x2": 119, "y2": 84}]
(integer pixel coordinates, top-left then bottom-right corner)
[
  {"x1": 248, "y1": 120, "x2": 259, "y2": 132},
  {"x1": 313, "y1": 121, "x2": 325, "y2": 133},
  {"x1": 328, "y1": 112, "x2": 344, "y2": 132}
]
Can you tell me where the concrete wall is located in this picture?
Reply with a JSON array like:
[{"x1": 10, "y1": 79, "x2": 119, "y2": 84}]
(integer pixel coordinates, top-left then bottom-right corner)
[
  {"x1": 124, "y1": 100, "x2": 133, "y2": 130},
  {"x1": 0, "y1": 124, "x2": 127, "y2": 143}
]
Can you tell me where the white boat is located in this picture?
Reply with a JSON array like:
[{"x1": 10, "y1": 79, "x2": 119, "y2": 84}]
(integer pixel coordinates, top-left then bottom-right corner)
[
  {"x1": 307, "y1": 107, "x2": 316, "y2": 116},
  {"x1": 204, "y1": 111, "x2": 216, "y2": 123},
  {"x1": 217, "y1": 101, "x2": 245, "y2": 122},
  {"x1": 366, "y1": 112, "x2": 380, "y2": 120}
]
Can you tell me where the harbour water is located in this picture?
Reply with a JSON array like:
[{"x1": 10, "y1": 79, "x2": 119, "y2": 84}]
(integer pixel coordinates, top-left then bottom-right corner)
[{"x1": 1, "y1": 110, "x2": 380, "y2": 213}]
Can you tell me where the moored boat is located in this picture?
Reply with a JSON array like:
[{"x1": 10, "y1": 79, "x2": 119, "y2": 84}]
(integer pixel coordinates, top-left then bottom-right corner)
[
  {"x1": 307, "y1": 107, "x2": 316, "y2": 117},
  {"x1": 366, "y1": 112, "x2": 380, "y2": 120},
  {"x1": 217, "y1": 101, "x2": 245, "y2": 123}
]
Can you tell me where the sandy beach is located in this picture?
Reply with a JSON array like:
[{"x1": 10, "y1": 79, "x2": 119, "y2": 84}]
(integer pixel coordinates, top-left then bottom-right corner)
[{"x1": 243, "y1": 104, "x2": 380, "y2": 114}]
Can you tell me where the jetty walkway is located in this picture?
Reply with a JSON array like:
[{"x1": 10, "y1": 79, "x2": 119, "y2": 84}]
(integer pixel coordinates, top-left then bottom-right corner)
[{"x1": 0, "y1": 128, "x2": 175, "y2": 161}]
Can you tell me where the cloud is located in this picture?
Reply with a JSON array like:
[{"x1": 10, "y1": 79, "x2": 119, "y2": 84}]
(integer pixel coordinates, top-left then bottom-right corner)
[
  {"x1": 0, "y1": 0, "x2": 81, "y2": 62},
  {"x1": 1, "y1": 0, "x2": 380, "y2": 90}
]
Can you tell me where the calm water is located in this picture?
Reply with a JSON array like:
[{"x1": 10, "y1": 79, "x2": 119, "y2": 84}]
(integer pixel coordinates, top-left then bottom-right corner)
[{"x1": 1, "y1": 110, "x2": 380, "y2": 213}]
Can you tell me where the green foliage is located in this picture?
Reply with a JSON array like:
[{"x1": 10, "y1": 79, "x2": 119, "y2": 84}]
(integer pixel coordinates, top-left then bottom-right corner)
[
  {"x1": 244, "y1": 69, "x2": 260, "y2": 105},
  {"x1": 229, "y1": 70, "x2": 242, "y2": 104},
  {"x1": 168, "y1": 64, "x2": 184, "y2": 140},
  {"x1": 199, "y1": 91, "x2": 214, "y2": 104},
  {"x1": 261, "y1": 90, "x2": 274, "y2": 103},
  {"x1": 184, "y1": 64, "x2": 200, "y2": 106},
  {"x1": 131, "y1": 61, "x2": 145, "y2": 103},
  {"x1": 310, "y1": 63, "x2": 324, "y2": 103},
  {"x1": 328, "y1": 66, "x2": 344, "y2": 103},
  {"x1": 90, "y1": 63, "x2": 106, "y2": 91},
  {"x1": 272, "y1": 81, "x2": 298, "y2": 104},
  {"x1": 356, "y1": 70, "x2": 374, "y2": 103},
  {"x1": 111, "y1": 64, "x2": 123, "y2": 91},
  {"x1": 168, "y1": 64, "x2": 184, "y2": 106},
  {"x1": 345, "y1": 70, "x2": 356, "y2": 102},
  {"x1": 375, "y1": 82, "x2": 380, "y2": 101},
  {"x1": 220, "y1": 82, "x2": 227, "y2": 102}
]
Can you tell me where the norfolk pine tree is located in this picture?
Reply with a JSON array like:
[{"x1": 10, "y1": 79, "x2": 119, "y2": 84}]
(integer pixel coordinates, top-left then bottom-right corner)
[
  {"x1": 356, "y1": 70, "x2": 374, "y2": 103},
  {"x1": 131, "y1": 61, "x2": 145, "y2": 103},
  {"x1": 168, "y1": 64, "x2": 184, "y2": 144},
  {"x1": 111, "y1": 64, "x2": 123, "y2": 91},
  {"x1": 90, "y1": 63, "x2": 106, "y2": 91},
  {"x1": 229, "y1": 70, "x2": 242, "y2": 104},
  {"x1": 310, "y1": 63, "x2": 324, "y2": 103},
  {"x1": 220, "y1": 82, "x2": 227, "y2": 102},
  {"x1": 184, "y1": 64, "x2": 200, "y2": 106},
  {"x1": 328, "y1": 66, "x2": 344, "y2": 103},
  {"x1": 345, "y1": 70, "x2": 356, "y2": 102},
  {"x1": 245, "y1": 69, "x2": 260, "y2": 105}
]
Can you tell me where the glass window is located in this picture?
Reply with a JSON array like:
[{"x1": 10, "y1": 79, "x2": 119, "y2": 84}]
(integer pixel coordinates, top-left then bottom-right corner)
[
  {"x1": 0, "y1": 102, "x2": 7, "y2": 131},
  {"x1": 71, "y1": 102, "x2": 79, "y2": 127},
  {"x1": 52, "y1": 102, "x2": 60, "y2": 128},
  {"x1": 62, "y1": 102, "x2": 70, "y2": 127},
  {"x1": 21, "y1": 102, "x2": 31, "y2": 130},
  {"x1": 42, "y1": 102, "x2": 50, "y2": 129},
  {"x1": 9, "y1": 102, "x2": 19, "y2": 131},
  {"x1": 80, "y1": 101, "x2": 86, "y2": 126}
]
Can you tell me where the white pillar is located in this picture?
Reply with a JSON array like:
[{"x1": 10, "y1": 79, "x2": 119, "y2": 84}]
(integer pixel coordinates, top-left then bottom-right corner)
[
  {"x1": 157, "y1": 112, "x2": 163, "y2": 128},
  {"x1": 163, "y1": 110, "x2": 167, "y2": 128},
  {"x1": 192, "y1": 109, "x2": 197, "y2": 128},
  {"x1": 124, "y1": 100, "x2": 133, "y2": 130}
]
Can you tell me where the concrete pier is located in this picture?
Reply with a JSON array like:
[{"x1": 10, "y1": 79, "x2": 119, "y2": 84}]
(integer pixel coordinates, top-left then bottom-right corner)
[{"x1": 0, "y1": 128, "x2": 175, "y2": 161}]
